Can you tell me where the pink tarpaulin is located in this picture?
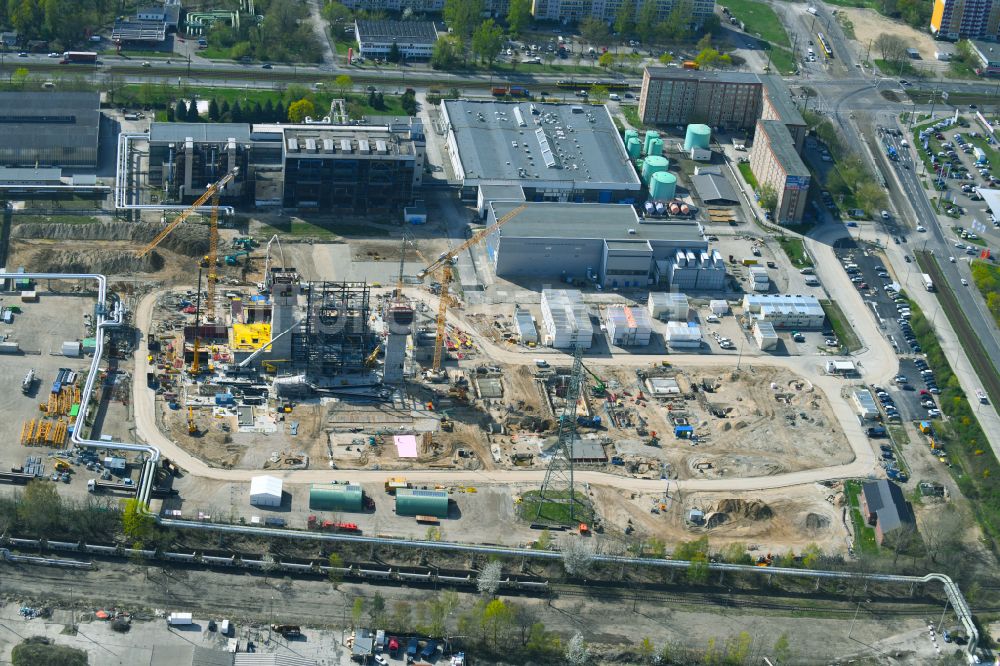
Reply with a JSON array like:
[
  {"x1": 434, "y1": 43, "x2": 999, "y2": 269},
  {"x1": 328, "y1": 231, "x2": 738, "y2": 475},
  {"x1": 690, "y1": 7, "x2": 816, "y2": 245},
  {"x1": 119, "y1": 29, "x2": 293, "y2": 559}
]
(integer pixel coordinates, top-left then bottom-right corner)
[{"x1": 394, "y1": 434, "x2": 418, "y2": 458}]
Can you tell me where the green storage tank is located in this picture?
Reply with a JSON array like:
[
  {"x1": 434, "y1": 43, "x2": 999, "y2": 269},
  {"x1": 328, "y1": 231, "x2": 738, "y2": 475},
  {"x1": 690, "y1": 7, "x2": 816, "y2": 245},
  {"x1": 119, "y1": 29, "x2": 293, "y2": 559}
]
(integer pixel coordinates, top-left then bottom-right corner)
[
  {"x1": 649, "y1": 171, "x2": 677, "y2": 201},
  {"x1": 643, "y1": 130, "x2": 660, "y2": 155},
  {"x1": 624, "y1": 129, "x2": 639, "y2": 144},
  {"x1": 626, "y1": 137, "x2": 641, "y2": 159},
  {"x1": 641, "y1": 155, "x2": 669, "y2": 183},
  {"x1": 310, "y1": 483, "x2": 364, "y2": 512},
  {"x1": 648, "y1": 137, "x2": 663, "y2": 157},
  {"x1": 684, "y1": 124, "x2": 711, "y2": 151},
  {"x1": 395, "y1": 488, "x2": 450, "y2": 518}
]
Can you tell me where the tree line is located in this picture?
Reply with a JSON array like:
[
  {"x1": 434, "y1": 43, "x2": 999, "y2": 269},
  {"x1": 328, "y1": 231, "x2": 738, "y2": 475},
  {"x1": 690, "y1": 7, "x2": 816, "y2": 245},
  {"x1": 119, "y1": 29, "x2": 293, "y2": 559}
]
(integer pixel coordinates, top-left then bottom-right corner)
[{"x1": 0, "y1": 0, "x2": 120, "y2": 49}]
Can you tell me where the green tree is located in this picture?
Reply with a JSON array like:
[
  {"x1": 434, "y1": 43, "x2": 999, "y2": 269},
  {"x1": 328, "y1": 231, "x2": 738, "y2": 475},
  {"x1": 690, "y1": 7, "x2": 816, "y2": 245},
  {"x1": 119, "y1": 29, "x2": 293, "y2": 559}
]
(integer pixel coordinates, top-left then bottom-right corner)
[
  {"x1": 590, "y1": 84, "x2": 609, "y2": 102},
  {"x1": 186, "y1": 98, "x2": 200, "y2": 122},
  {"x1": 472, "y1": 18, "x2": 504, "y2": 66},
  {"x1": 220, "y1": 99, "x2": 231, "y2": 120},
  {"x1": 673, "y1": 535, "x2": 709, "y2": 560},
  {"x1": 720, "y1": 541, "x2": 751, "y2": 564},
  {"x1": 288, "y1": 98, "x2": 316, "y2": 122},
  {"x1": 636, "y1": 0, "x2": 659, "y2": 44},
  {"x1": 327, "y1": 552, "x2": 344, "y2": 588},
  {"x1": 444, "y1": 0, "x2": 484, "y2": 38},
  {"x1": 208, "y1": 98, "x2": 220, "y2": 121},
  {"x1": 11, "y1": 67, "x2": 28, "y2": 88},
  {"x1": 17, "y1": 480, "x2": 61, "y2": 537},
  {"x1": 597, "y1": 51, "x2": 614, "y2": 70},
  {"x1": 658, "y1": 52, "x2": 674, "y2": 65},
  {"x1": 638, "y1": 637, "x2": 655, "y2": 662},
  {"x1": 482, "y1": 599, "x2": 514, "y2": 649},
  {"x1": 174, "y1": 100, "x2": 187, "y2": 123},
  {"x1": 334, "y1": 73, "x2": 353, "y2": 96},
  {"x1": 857, "y1": 180, "x2": 888, "y2": 216},
  {"x1": 431, "y1": 34, "x2": 462, "y2": 69},
  {"x1": 390, "y1": 601, "x2": 412, "y2": 633},
  {"x1": 725, "y1": 631, "x2": 753, "y2": 663},
  {"x1": 507, "y1": 0, "x2": 532, "y2": 36},
  {"x1": 322, "y1": 1, "x2": 353, "y2": 25},
  {"x1": 801, "y1": 543, "x2": 822, "y2": 569},
  {"x1": 565, "y1": 632, "x2": 589, "y2": 665},
  {"x1": 387, "y1": 41, "x2": 402, "y2": 63},
  {"x1": 615, "y1": 0, "x2": 636, "y2": 37},
  {"x1": 687, "y1": 551, "x2": 710, "y2": 583},
  {"x1": 773, "y1": 633, "x2": 792, "y2": 663},
  {"x1": 122, "y1": 499, "x2": 155, "y2": 544},
  {"x1": 351, "y1": 597, "x2": 365, "y2": 628},
  {"x1": 369, "y1": 592, "x2": 386, "y2": 627},
  {"x1": 12, "y1": 638, "x2": 87, "y2": 666},
  {"x1": 759, "y1": 182, "x2": 779, "y2": 214},
  {"x1": 580, "y1": 17, "x2": 609, "y2": 46},
  {"x1": 535, "y1": 528, "x2": 552, "y2": 550}
]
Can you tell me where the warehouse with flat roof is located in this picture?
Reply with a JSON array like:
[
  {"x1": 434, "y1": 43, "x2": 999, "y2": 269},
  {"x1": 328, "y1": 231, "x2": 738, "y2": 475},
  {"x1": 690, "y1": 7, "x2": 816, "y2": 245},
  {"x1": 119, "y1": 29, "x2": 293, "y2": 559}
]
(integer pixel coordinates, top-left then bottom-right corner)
[
  {"x1": 482, "y1": 201, "x2": 724, "y2": 290},
  {"x1": 441, "y1": 99, "x2": 641, "y2": 203},
  {"x1": 0, "y1": 92, "x2": 101, "y2": 168},
  {"x1": 354, "y1": 20, "x2": 439, "y2": 59}
]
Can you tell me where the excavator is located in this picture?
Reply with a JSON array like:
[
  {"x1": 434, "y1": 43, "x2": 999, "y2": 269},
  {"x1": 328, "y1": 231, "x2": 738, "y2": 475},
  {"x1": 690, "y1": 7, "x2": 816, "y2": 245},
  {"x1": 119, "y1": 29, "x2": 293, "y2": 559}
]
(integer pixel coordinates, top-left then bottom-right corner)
[
  {"x1": 416, "y1": 204, "x2": 527, "y2": 381},
  {"x1": 225, "y1": 250, "x2": 251, "y2": 265}
]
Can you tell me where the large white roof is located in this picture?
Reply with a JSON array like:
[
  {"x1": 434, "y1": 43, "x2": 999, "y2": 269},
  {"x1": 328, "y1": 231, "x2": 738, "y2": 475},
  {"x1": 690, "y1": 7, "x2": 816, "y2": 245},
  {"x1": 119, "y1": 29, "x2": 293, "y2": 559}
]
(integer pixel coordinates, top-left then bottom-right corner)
[{"x1": 250, "y1": 475, "x2": 283, "y2": 497}]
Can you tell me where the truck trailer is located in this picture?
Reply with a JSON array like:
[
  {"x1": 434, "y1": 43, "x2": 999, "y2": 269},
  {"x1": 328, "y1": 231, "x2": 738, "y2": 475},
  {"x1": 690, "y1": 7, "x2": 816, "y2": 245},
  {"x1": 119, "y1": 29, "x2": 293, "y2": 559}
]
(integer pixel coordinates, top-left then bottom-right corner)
[
  {"x1": 61, "y1": 51, "x2": 97, "y2": 64},
  {"x1": 921, "y1": 273, "x2": 934, "y2": 291}
]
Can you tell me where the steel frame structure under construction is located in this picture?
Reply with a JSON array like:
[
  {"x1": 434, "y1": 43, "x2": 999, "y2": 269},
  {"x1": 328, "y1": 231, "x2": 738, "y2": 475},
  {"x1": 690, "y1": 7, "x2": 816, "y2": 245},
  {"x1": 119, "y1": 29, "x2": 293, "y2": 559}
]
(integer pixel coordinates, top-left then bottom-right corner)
[{"x1": 292, "y1": 281, "x2": 377, "y2": 386}]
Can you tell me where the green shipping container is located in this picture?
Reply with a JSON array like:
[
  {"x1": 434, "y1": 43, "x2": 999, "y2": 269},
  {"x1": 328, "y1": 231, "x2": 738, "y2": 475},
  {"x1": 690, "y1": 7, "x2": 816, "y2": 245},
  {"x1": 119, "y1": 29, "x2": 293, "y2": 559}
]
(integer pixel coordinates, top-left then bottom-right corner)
[
  {"x1": 69, "y1": 404, "x2": 80, "y2": 417},
  {"x1": 309, "y1": 483, "x2": 363, "y2": 512},
  {"x1": 395, "y1": 488, "x2": 449, "y2": 518}
]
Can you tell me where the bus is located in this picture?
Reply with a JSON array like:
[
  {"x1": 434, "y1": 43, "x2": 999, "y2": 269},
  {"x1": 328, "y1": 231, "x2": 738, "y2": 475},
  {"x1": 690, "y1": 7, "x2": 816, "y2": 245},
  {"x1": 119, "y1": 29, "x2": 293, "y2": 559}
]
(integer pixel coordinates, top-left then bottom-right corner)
[{"x1": 817, "y1": 33, "x2": 833, "y2": 58}]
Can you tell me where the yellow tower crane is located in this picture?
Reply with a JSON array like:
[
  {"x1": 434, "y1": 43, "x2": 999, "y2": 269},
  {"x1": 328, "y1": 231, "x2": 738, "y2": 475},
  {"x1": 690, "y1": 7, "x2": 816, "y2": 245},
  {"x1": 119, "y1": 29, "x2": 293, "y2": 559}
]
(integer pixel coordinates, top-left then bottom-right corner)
[
  {"x1": 136, "y1": 167, "x2": 239, "y2": 329},
  {"x1": 416, "y1": 203, "x2": 527, "y2": 380}
]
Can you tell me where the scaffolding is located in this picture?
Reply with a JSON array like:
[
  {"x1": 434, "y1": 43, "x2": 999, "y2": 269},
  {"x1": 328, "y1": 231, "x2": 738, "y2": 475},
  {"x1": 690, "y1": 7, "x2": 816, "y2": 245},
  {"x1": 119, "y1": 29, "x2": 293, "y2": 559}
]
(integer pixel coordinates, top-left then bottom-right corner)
[{"x1": 292, "y1": 281, "x2": 377, "y2": 386}]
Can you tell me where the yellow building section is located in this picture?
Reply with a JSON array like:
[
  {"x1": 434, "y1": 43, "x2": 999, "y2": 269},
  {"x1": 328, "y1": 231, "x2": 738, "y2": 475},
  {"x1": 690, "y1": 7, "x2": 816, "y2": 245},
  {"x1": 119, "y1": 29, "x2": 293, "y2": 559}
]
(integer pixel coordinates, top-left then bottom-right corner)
[
  {"x1": 931, "y1": 0, "x2": 948, "y2": 33},
  {"x1": 230, "y1": 322, "x2": 272, "y2": 351}
]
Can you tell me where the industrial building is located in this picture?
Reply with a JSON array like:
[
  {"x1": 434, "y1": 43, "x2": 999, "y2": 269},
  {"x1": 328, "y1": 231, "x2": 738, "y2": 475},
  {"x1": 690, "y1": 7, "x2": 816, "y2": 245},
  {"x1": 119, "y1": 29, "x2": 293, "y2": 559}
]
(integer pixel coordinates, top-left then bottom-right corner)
[
  {"x1": 969, "y1": 40, "x2": 1000, "y2": 75},
  {"x1": 931, "y1": 0, "x2": 1000, "y2": 40},
  {"x1": 309, "y1": 483, "x2": 364, "y2": 512},
  {"x1": 482, "y1": 201, "x2": 724, "y2": 290},
  {"x1": 145, "y1": 119, "x2": 424, "y2": 211},
  {"x1": 112, "y1": 0, "x2": 180, "y2": 43},
  {"x1": 605, "y1": 305, "x2": 653, "y2": 347},
  {"x1": 249, "y1": 475, "x2": 283, "y2": 507},
  {"x1": 638, "y1": 70, "x2": 805, "y2": 152},
  {"x1": 441, "y1": 100, "x2": 642, "y2": 203},
  {"x1": 354, "y1": 20, "x2": 439, "y2": 60},
  {"x1": 665, "y1": 321, "x2": 702, "y2": 348},
  {"x1": 531, "y1": 0, "x2": 715, "y2": 29},
  {"x1": 690, "y1": 169, "x2": 739, "y2": 206},
  {"x1": 648, "y1": 292, "x2": 689, "y2": 321},
  {"x1": 395, "y1": 488, "x2": 450, "y2": 518},
  {"x1": 514, "y1": 307, "x2": 538, "y2": 344},
  {"x1": 540, "y1": 289, "x2": 593, "y2": 349},
  {"x1": 861, "y1": 479, "x2": 915, "y2": 545},
  {"x1": 853, "y1": 389, "x2": 880, "y2": 421},
  {"x1": 0, "y1": 92, "x2": 101, "y2": 168},
  {"x1": 748, "y1": 120, "x2": 811, "y2": 225},
  {"x1": 742, "y1": 294, "x2": 825, "y2": 329},
  {"x1": 753, "y1": 320, "x2": 779, "y2": 350}
]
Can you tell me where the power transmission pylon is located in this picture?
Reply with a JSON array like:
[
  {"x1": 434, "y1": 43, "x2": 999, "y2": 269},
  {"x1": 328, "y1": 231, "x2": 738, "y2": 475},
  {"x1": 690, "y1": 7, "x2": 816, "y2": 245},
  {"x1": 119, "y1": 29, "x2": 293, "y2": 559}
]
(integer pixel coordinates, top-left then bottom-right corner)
[{"x1": 536, "y1": 345, "x2": 587, "y2": 522}]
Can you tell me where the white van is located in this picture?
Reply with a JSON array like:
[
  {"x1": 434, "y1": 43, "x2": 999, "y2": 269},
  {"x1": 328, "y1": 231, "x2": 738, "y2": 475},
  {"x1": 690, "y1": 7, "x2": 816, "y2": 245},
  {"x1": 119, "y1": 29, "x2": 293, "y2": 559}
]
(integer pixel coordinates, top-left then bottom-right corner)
[{"x1": 534, "y1": 359, "x2": 549, "y2": 368}]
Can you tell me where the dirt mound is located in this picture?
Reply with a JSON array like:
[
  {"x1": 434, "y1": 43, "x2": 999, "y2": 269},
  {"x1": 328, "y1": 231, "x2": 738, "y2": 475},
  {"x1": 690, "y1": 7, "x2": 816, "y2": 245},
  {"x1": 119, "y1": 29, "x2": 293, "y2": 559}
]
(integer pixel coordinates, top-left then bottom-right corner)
[
  {"x1": 803, "y1": 512, "x2": 831, "y2": 530},
  {"x1": 13, "y1": 221, "x2": 208, "y2": 256},
  {"x1": 13, "y1": 244, "x2": 164, "y2": 274},
  {"x1": 710, "y1": 498, "x2": 773, "y2": 521}
]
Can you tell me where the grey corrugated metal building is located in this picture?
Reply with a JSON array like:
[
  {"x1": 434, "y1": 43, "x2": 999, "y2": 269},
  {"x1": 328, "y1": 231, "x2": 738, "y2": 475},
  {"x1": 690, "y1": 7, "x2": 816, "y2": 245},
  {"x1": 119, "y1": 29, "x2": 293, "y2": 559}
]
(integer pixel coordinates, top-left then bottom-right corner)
[
  {"x1": 483, "y1": 201, "x2": 724, "y2": 290},
  {"x1": 442, "y1": 100, "x2": 641, "y2": 203},
  {"x1": 861, "y1": 479, "x2": 915, "y2": 545},
  {"x1": 0, "y1": 92, "x2": 100, "y2": 168}
]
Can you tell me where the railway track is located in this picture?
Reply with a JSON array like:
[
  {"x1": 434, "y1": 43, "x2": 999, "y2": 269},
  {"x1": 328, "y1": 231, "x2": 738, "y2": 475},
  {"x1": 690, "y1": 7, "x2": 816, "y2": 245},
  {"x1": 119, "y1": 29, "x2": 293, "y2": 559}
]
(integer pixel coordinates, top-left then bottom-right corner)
[{"x1": 917, "y1": 252, "x2": 1000, "y2": 406}]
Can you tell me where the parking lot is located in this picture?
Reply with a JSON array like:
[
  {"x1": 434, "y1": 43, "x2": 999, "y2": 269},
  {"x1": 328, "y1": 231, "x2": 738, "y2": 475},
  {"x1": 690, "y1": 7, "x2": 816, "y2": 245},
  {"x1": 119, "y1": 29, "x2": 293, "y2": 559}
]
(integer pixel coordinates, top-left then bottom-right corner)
[{"x1": 833, "y1": 241, "x2": 912, "y2": 352}]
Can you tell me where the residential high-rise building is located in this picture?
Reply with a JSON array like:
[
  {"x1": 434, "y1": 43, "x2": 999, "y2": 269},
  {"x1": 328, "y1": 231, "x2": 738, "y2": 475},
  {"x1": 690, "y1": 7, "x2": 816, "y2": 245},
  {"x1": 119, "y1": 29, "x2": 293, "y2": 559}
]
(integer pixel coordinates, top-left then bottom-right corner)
[
  {"x1": 748, "y1": 120, "x2": 811, "y2": 225},
  {"x1": 531, "y1": 0, "x2": 714, "y2": 28},
  {"x1": 931, "y1": 0, "x2": 1000, "y2": 40}
]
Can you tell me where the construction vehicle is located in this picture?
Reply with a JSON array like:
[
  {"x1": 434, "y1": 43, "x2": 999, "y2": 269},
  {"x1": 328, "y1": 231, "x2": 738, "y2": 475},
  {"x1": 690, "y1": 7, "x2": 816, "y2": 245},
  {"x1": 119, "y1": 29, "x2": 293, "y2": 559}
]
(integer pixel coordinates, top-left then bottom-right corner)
[
  {"x1": 187, "y1": 407, "x2": 197, "y2": 435},
  {"x1": 224, "y1": 250, "x2": 251, "y2": 266},
  {"x1": 385, "y1": 477, "x2": 409, "y2": 494},
  {"x1": 364, "y1": 345, "x2": 381, "y2": 368},
  {"x1": 581, "y1": 363, "x2": 607, "y2": 397},
  {"x1": 232, "y1": 236, "x2": 258, "y2": 250},
  {"x1": 271, "y1": 625, "x2": 301, "y2": 638},
  {"x1": 416, "y1": 204, "x2": 527, "y2": 380},
  {"x1": 20, "y1": 369, "x2": 34, "y2": 394}
]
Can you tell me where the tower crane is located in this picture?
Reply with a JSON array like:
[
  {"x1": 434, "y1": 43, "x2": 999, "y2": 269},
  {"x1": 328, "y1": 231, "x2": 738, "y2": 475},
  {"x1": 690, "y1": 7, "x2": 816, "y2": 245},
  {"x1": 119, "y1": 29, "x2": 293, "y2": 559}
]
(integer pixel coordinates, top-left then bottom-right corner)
[
  {"x1": 416, "y1": 203, "x2": 527, "y2": 380},
  {"x1": 136, "y1": 168, "x2": 239, "y2": 327}
]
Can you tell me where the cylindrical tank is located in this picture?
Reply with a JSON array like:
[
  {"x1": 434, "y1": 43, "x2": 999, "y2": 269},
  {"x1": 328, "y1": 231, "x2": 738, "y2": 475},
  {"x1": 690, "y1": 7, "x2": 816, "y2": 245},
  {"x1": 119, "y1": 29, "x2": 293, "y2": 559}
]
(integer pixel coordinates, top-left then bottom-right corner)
[
  {"x1": 684, "y1": 124, "x2": 711, "y2": 151},
  {"x1": 641, "y1": 155, "x2": 669, "y2": 182},
  {"x1": 626, "y1": 137, "x2": 642, "y2": 159},
  {"x1": 624, "y1": 129, "x2": 639, "y2": 145},
  {"x1": 643, "y1": 130, "x2": 660, "y2": 155},
  {"x1": 650, "y1": 171, "x2": 677, "y2": 201},
  {"x1": 648, "y1": 137, "x2": 663, "y2": 157}
]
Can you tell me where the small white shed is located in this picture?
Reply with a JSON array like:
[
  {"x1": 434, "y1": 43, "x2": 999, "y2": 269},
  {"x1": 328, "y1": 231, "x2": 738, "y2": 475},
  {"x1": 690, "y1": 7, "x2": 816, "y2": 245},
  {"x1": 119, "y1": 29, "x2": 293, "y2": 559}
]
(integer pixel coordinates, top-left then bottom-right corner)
[{"x1": 250, "y1": 475, "x2": 283, "y2": 507}]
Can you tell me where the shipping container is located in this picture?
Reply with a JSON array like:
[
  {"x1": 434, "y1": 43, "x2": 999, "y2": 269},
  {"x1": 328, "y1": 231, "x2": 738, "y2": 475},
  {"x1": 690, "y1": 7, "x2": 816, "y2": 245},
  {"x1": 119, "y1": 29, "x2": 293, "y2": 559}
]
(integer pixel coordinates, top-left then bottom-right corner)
[{"x1": 167, "y1": 612, "x2": 193, "y2": 626}]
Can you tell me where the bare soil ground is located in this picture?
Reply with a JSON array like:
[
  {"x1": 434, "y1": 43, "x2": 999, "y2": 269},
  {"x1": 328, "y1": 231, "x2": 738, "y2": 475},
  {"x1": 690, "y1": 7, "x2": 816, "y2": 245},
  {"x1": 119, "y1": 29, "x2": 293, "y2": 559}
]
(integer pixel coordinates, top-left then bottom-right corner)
[{"x1": 839, "y1": 7, "x2": 940, "y2": 61}]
